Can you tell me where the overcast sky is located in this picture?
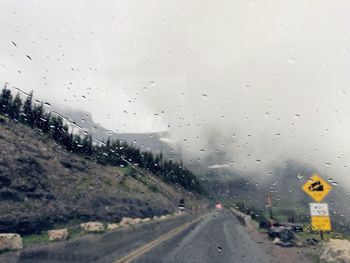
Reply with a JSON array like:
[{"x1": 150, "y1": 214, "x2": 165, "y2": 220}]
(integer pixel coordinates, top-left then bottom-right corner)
[{"x1": 2, "y1": 0, "x2": 350, "y2": 183}]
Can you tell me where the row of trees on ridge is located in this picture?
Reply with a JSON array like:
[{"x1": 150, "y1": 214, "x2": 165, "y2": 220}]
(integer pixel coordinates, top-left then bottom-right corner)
[{"x1": 0, "y1": 86, "x2": 204, "y2": 193}]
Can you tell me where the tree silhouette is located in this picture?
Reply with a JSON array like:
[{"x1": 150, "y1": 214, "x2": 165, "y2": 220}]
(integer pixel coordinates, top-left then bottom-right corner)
[
  {"x1": 22, "y1": 91, "x2": 34, "y2": 126},
  {"x1": 0, "y1": 86, "x2": 12, "y2": 115},
  {"x1": 32, "y1": 102, "x2": 45, "y2": 130},
  {"x1": 9, "y1": 93, "x2": 22, "y2": 121}
]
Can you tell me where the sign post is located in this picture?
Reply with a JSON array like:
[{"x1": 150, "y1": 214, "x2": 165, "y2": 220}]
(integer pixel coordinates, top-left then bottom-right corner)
[
  {"x1": 302, "y1": 174, "x2": 332, "y2": 239},
  {"x1": 266, "y1": 193, "x2": 274, "y2": 227}
]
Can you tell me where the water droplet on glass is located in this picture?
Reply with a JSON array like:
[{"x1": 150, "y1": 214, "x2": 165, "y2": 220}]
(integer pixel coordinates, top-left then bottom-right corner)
[{"x1": 288, "y1": 57, "x2": 295, "y2": 64}]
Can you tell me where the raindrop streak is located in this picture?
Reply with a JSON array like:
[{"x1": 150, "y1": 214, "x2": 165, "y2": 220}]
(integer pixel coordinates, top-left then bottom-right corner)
[{"x1": 12, "y1": 86, "x2": 31, "y2": 96}]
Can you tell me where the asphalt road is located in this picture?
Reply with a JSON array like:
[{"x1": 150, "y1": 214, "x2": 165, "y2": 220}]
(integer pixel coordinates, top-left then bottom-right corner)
[
  {"x1": 1, "y1": 209, "x2": 275, "y2": 263},
  {"x1": 134, "y1": 209, "x2": 274, "y2": 263},
  {"x1": 1, "y1": 213, "x2": 199, "y2": 263}
]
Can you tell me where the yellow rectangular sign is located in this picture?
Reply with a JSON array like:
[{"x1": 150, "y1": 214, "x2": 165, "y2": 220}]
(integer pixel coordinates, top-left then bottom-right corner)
[{"x1": 311, "y1": 216, "x2": 332, "y2": 231}]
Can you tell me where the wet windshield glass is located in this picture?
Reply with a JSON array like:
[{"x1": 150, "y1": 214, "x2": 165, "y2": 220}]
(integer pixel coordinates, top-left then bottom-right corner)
[{"x1": 0, "y1": 1, "x2": 349, "y2": 263}]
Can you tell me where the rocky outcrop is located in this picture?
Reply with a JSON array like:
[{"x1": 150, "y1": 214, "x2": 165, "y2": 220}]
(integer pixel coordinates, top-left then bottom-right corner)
[
  {"x1": 0, "y1": 234, "x2": 23, "y2": 251},
  {"x1": 48, "y1": 228, "x2": 69, "y2": 241},
  {"x1": 321, "y1": 239, "x2": 350, "y2": 263},
  {"x1": 80, "y1": 222, "x2": 105, "y2": 233}
]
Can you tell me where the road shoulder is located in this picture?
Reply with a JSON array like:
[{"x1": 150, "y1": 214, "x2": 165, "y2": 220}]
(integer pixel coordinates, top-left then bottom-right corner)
[{"x1": 242, "y1": 221, "x2": 314, "y2": 263}]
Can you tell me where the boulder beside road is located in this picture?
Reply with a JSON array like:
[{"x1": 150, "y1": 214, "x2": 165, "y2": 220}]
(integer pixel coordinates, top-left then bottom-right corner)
[
  {"x1": 107, "y1": 223, "x2": 120, "y2": 231},
  {"x1": 119, "y1": 217, "x2": 142, "y2": 227},
  {"x1": 80, "y1": 222, "x2": 105, "y2": 233},
  {"x1": 159, "y1": 215, "x2": 169, "y2": 220},
  {"x1": 133, "y1": 218, "x2": 142, "y2": 224},
  {"x1": 321, "y1": 239, "x2": 350, "y2": 263},
  {"x1": 48, "y1": 228, "x2": 69, "y2": 241},
  {"x1": 141, "y1": 217, "x2": 151, "y2": 223},
  {"x1": 0, "y1": 233, "x2": 23, "y2": 251}
]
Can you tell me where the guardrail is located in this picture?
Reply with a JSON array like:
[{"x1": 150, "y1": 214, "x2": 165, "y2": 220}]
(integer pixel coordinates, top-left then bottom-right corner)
[{"x1": 230, "y1": 208, "x2": 253, "y2": 229}]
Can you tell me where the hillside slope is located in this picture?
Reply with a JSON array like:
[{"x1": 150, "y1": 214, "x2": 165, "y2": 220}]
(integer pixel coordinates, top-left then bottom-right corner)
[{"x1": 0, "y1": 117, "x2": 205, "y2": 235}]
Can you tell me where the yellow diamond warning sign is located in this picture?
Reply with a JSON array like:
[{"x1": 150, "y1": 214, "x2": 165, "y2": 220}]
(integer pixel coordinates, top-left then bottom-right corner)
[
  {"x1": 311, "y1": 216, "x2": 332, "y2": 231},
  {"x1": 302, "y1": 174, "x2": 332, "y2": 202}
]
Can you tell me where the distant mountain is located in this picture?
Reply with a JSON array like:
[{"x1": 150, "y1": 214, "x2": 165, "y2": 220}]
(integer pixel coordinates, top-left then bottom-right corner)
[{"x1": 58, "y1": 108, "x2": 180, "y2": 160}]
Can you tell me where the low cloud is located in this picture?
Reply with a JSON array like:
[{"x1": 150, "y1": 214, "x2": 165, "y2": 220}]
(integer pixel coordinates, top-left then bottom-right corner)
[{"x1": 1, "y1": 0, "x2": 350, "y2": 186}]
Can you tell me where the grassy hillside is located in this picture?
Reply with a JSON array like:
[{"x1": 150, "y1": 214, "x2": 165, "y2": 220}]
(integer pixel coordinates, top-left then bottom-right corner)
[{"x1": 0, "y1": 116, "x2": 205, "y2": 235}]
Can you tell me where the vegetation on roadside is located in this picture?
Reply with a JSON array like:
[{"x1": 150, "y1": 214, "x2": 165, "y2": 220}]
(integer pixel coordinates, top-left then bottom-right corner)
[
  {"x1": 22, "y1": 232, "x2": 49, "y2": 247},
  {"x1": 21, "y1": 222, "x2": 106, "y2": 248}
]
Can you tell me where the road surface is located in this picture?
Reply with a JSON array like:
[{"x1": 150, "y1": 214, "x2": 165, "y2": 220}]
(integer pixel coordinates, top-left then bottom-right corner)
[
  {"x1": 1, "y1": 209, "x2": 275, "y2": 263},
  {"x1": 134, "y1": 209, "x2": 274, "y2": 263}
]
